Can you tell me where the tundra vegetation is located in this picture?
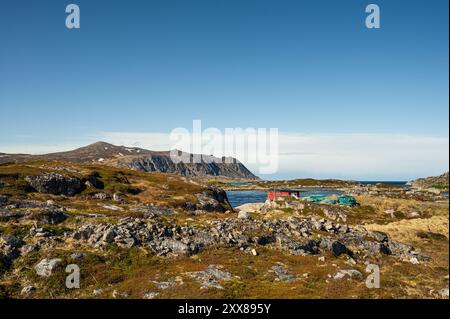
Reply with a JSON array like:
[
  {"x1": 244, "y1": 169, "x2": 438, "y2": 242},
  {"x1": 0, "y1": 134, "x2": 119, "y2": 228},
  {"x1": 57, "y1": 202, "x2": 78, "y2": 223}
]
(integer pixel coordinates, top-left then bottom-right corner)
[{"x1": 0, "y1": 161, "x2": 448, "y2": 299}]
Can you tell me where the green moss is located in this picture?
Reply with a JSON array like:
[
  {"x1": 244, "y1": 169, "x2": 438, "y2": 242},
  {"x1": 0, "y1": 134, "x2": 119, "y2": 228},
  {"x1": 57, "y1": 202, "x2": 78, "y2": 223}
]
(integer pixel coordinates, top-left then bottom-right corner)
[
  {"x1": 427, "y1": 184, "x2": 449, "y2": 190},
  {"x1": 0, "y1": 225, "x2": 30, "y2": 239}
]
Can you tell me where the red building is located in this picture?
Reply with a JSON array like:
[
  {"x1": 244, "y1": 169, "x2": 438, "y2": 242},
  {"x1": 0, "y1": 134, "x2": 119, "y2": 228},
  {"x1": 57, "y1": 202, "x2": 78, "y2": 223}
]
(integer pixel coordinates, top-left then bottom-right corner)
[{"x1": 267, "y1": 189, "x2": 301, "y2": 201}]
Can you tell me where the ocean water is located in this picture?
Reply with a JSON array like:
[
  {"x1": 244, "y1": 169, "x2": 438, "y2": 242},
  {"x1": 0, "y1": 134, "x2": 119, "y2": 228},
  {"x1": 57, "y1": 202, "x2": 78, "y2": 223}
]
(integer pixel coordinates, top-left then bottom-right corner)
[
  {"x1": 226, "y1": 181, "x2": 413, "y2": 208},
  {"x1": 226, "y1": 190, "x2": 268, "y2": 208}
]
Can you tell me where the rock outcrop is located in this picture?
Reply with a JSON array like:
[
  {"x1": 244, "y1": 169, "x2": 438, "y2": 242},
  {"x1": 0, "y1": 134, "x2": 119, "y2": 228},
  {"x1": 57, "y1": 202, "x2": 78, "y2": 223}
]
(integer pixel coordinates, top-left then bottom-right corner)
[
  {"x1": 407, "y1": 172, "x2": 449, "y2": 189},
  {"x1": 70, "y1": 215, "x2": 429, "y2": 263},
  {"x1": 25, "y1": 173, "x2": 84, "y2": 196}
]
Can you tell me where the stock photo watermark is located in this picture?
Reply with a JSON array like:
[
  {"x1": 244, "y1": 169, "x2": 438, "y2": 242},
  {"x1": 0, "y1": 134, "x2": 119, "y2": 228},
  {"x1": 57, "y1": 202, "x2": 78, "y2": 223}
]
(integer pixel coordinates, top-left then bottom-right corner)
[
  {"x1": 365, "y1": 263, "x2": 380, "y2": 289},
  {"x1": 366, "y1": 4, "x2": 381, "y2": 29},
  {"x1": 169, "y1": 120, "x2": 279, "y2": 175},
  {"x1": 64, "y1": 3, "x2": 381, "y2": 30},
  {"x1": 65, "y1": 4, "x2": 80, "y2": 29},
  {"x1": 65, "y1": 264, "x2": 80, "y2": 289}
]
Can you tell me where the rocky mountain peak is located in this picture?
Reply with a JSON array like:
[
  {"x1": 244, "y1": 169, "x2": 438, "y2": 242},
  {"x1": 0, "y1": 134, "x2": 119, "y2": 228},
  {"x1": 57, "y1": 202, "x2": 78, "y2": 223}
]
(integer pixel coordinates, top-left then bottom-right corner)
[{"x1": 0, "y1": 142, "x2": 259, "y2": 180}]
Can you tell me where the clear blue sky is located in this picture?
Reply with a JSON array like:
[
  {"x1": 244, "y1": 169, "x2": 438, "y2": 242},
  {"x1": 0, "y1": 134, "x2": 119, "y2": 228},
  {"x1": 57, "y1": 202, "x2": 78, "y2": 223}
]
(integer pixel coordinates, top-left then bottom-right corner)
[{"x1": 0, "y1": 1, "x2": 448, "y2": 179}]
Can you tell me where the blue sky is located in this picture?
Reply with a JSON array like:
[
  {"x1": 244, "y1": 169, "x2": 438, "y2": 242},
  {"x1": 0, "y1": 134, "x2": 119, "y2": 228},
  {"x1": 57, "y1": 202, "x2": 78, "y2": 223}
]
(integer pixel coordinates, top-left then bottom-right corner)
[{"x1": 0, "y1": 0, "x2": 448, "y2": 179}]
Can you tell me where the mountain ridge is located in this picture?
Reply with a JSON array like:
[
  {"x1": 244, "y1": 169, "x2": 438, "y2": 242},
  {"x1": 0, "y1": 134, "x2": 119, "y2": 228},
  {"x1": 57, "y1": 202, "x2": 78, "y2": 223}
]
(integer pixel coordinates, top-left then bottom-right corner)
[{"x1": 0, "y1": 142, "x2": 260, "y2": 180}]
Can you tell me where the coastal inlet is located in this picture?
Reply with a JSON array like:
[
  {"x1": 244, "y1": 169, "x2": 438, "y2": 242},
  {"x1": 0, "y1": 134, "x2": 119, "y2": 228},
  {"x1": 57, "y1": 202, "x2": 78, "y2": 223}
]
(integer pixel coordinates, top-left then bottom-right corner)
[{"x1": 226, "y1": 188, "x2": 344, "y2": 208}]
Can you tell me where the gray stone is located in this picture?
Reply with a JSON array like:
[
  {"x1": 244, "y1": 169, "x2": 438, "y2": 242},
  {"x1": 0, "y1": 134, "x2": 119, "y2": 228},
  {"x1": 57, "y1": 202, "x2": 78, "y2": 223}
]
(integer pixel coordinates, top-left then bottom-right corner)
[
  {"x1": 21, "y1": 285, "x2": 36, "y2": 295},
  {"x1": 271, "y1": 263, "x2": 295, "y2": 282},
  {"x1": 28, "y1": 208, "x2": 68, "y2": 224},
  {"x1": 143, "y1": 292, "x2": 159, "y2": 299},
  {"x1": 237, "y1": 211, "x2": 250, "y2": 219},
  {"x1": 20, "y1": 244, "x2": 40, "y2": 256},
  {"x1": 70, "y1": 252, "x2": 86, "y2": 260},
  {"x1": 187, "y1": 265, "x2": 234, "y2": 289},
  {"x1": 102, "y1": 228, "x2": 116, "y2": 243},
  {"x1": 333, "y1": 269, "x2": 363, "y2": 280},
  {"x1": 161, "y1": 239, "x2": 192, "y2": 256},
  {"x1": 35, "y1": 258, "x2": 62, "y2": 277},
  {"x1": 116, "y1": 237, "x2": 135, "y2": 249},
  {"x1": 92, "y1": 289, "x2": 104, "y2": 296}
]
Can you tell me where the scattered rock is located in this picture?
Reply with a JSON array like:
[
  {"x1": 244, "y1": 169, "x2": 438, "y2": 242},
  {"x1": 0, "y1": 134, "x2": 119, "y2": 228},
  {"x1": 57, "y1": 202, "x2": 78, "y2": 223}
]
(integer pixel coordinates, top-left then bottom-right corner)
[
  {"x1": 70, "y1": 252, "x2": 86, "y2": 260},
  {"x1": 113, "y1": 192, "x2": 124, "y2": 202},
  {"x1": 319, "y1": 237, "x2": 349, "y2": 256},
  {"x1": 0, "y1": 208, "x2": 25, "y2": 220},
  {"x1": 187, "y1": 265, "x2": 234, "y2": 289},
  {"x1": 69, "y1": 215, "x2": 429, "y2": 263},
  {"x1": 271, "y1": 263, "x2": 295, "y2": 282},
  {"x1": 92, "y1": 289, "x2": 103, "y2": 296},
  {"x1": 333, "y1": 269, "x2": 363, "y2": 280},
  {"x1": 20, "y1": 244, "x2": 40, "y2": 256},
  {"x1": 237, "y1": 211, "x2": 250, "y2": 219},
  {"x1": 116, "y1": 237, "x2": 136, "y2": 249},
  {"x1": 235, "y1": 203, "x2": 264, "y2": 214},
  {"x1": 143, "y1": 292, "x2": 159, "y2": 299},
  {"x1": 21, "y1": 285, "x2": 36, "y2": 295},
  {"x1": 35, "y1": 258, "x2": 62, "y2": 277},
  {"x1": 28, "y1": 208, "x2": 68, "y2": 224},
  {"x1": 152, "y1": 279, "x2": 177, "y2": 290},
  {"x1": 92, "y1": 192, "x2": 111, "y2": 200}
]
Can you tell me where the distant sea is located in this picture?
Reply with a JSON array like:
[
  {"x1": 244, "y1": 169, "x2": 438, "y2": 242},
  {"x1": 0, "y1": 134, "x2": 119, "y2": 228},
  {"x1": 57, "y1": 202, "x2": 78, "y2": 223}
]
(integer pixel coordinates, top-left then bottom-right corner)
[
  {"x1": 227, "y1": 188, "x2": 344, "y2": 208},
  {"x1": 226, "y1": 181, "x2": 410, "y2": 208}
]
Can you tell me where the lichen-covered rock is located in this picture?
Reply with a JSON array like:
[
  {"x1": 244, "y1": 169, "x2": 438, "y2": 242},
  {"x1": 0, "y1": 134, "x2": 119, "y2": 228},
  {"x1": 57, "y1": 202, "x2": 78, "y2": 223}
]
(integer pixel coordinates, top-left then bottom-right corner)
[
  {"x1": 69, "y1": 215, "x2": 430, "y2": 263},
  {"x1": 195, "y1": 187, "x2": 232, "y2": 212},
  {"x1": 34, "y1": 258, "x2": 62, "y2": 277},
  {"x1": 25, "y1": 173, "x2": 84, "y2": 196},
  {"x1": 333, "y1": 269, "x2": 363, "y2": 280},
  {"x1": 271, "y1": 263, "x2": 295, "y2": 282},
  {"x1": 187, "y1": 265, "x2": 234, "y2": 289},
  {"x1": 27, "y1": 208, "x2": 68, "y2": 224}
]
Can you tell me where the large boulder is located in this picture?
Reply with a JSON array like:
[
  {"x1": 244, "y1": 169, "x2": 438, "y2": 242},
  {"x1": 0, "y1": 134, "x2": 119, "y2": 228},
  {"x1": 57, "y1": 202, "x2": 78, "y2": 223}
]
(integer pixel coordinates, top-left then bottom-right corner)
[
  {"x1": 34, "y1": 258, "x2": 62, "y2": 277},
  {"x1": 27, "y1": 208, "x2": 68, "y2": 224},
  {"x1": 25, "y1": 173, "x2": 84, "y2": 196},
  {"x1": 235, "y1": 203, "x2": 264, "y2": 214},
  {"x1": 195, "y1": 187, "x2": 232, "y2": 212}
]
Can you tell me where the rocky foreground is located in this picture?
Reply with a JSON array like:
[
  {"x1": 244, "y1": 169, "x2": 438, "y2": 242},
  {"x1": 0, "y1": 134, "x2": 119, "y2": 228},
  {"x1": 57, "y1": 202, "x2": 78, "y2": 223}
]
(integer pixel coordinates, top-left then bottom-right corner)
[{"x1": 0, "y1": 162, "x2": 448, "y2": 299}]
